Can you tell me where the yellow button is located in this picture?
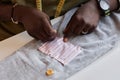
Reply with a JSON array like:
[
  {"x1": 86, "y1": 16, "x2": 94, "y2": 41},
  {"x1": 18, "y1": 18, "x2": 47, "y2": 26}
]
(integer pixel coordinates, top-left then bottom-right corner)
[{"x1": 46, "y1": 69, "x2": 54, "y2": 76}]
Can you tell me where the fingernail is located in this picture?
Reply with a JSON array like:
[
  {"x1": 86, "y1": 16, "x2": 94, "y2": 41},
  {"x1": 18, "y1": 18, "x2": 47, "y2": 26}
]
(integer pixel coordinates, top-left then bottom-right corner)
[
  {"x1": 53, "y1": 29, "x2": 57, "y2": 33},
  {"x1": 63, "y1": 38, "x2": 68, "y2": 42}
]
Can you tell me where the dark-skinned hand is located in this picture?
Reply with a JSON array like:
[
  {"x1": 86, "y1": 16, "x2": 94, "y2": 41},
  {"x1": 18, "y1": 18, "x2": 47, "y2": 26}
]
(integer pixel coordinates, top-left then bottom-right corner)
[
  {"x1": 13, "y1": 5, "x2": 56, "y2": 42},
  {"x1": 63, "y1": 0, "x2": 101, "y2": 42}
]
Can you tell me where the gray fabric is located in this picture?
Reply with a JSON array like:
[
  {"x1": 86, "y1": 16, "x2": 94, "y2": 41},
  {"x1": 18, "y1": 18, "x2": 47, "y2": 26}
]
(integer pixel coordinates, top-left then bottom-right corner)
[{"x1": 0, "y1": 8, "x2": 120, "y2": 80}]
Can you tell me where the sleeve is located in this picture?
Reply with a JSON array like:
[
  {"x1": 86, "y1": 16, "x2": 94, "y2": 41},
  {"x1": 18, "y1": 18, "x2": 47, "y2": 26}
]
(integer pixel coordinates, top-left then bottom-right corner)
[
  {"x1": 0, "y1": 0, "x2": 36, "y2": 8},
  {"x1": 0, "y1": 0, "x2": 25, "y2": 4},
  {"x1": 118, "y1": 0, "x2": 120, "y2": 11},
  {"x1": 0, "y1": 0, "x2": 12, "y2": 4}
]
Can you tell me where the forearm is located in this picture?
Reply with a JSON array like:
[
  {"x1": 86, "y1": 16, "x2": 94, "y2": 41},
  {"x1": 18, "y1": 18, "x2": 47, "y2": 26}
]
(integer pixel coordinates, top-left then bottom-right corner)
[{"x1": 0, "y1": 4, "x2": 12, "y2": 21}]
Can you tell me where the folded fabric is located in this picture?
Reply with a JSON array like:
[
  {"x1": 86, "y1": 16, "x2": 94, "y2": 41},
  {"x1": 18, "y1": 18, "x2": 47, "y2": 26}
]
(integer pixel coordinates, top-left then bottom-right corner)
[{"x1": 39, "y1": 37, "x2": 83, "y2": 65}]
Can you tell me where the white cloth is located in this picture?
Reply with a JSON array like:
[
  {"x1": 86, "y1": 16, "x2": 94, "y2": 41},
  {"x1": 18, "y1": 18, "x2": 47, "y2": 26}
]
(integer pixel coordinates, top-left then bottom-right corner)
[{"x1": 0, "y1": 8, "x2": 120, "y2": 80}]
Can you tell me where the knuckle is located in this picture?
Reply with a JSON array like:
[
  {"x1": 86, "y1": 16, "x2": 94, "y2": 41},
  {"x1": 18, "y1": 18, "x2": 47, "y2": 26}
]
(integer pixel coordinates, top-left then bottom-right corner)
[
  {"x1": 74, "y1": 16, "x2": 80, "y2": 21},
  {"x1": 74, "y1": 14, "x2": 82, "y2": 21}
]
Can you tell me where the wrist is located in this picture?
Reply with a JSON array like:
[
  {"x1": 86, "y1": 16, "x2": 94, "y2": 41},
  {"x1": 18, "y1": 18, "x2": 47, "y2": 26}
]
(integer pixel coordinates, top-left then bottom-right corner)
[
  {"x1": 90, "y1": 0, "x2": 118, "y2": 16},
  {"x1": 87, "y1": 0, "x2": 101, "y2": 15},
  {"x1": 106, "y1": 0, "x2": 118, "y2": 11},
  {"x1": 0, "y1": 4, "x2": 12, "y2": 21},
  {"x1": 90, "y1": 0, "x2": 118, "y2": 11}
]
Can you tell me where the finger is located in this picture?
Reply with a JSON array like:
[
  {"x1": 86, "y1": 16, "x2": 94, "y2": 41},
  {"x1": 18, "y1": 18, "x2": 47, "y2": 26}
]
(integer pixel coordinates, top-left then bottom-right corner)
[
  {"x1": 35, "y1": 33, "x2": 49, "y2": 42},
  {"x1": 38, "y1": 27, "x2": 56, "y2": 42},
  {"x1": 28, "y1": 24, "x2": 49, "y2": 41},
  {"x1": 63, "y1": 19, "x2": 78, "y2": 38},
  {"x1": 41, "y1": 19, "x2": 57, "y2": 41},
  {"x1": 73, "y1": 19, "x2": 85, "y2": 35},
  {"x1": 43, "y1": 28, "x2": 56, "y2": 41},
  {"x1": 28, "y1": 31, "x2": 46, "y2": 42},
  {"x1": 27, "y1": 32, "x2": 38, "y2": 39},
  {"x1": 42, "y1": 18, "x2": 56, "y2": 36},
  {"x1": 63, "y1": 37, "x2": 68, "y2": 42}
]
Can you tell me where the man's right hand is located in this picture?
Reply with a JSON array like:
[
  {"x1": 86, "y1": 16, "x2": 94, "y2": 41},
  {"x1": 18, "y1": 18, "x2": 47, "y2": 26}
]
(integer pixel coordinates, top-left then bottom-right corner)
[{"x1": 13, "y1": 5, "x2": 56, "y2": 42}]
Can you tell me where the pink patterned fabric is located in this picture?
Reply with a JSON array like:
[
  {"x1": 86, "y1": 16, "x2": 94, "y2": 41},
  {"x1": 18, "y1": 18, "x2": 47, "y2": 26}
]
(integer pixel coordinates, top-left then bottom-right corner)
[{"x1": 39, "y1": 37, "x2": 83, "y2": 65}]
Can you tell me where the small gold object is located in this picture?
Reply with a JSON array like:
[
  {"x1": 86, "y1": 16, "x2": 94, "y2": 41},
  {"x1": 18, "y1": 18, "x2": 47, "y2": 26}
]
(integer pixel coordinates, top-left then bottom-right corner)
[{"x1": 46, "y1": 69, "x2": 54, "y2": 76}]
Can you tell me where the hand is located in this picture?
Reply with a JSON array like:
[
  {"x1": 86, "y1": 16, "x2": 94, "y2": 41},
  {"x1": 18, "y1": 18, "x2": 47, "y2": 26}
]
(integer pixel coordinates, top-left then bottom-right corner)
[
  {"x1": 13, "y1": 5, "x2": 56, "y2": 42},
  {"x1": 63, "y1": 0, "x2": 101, "y2": 41}
]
